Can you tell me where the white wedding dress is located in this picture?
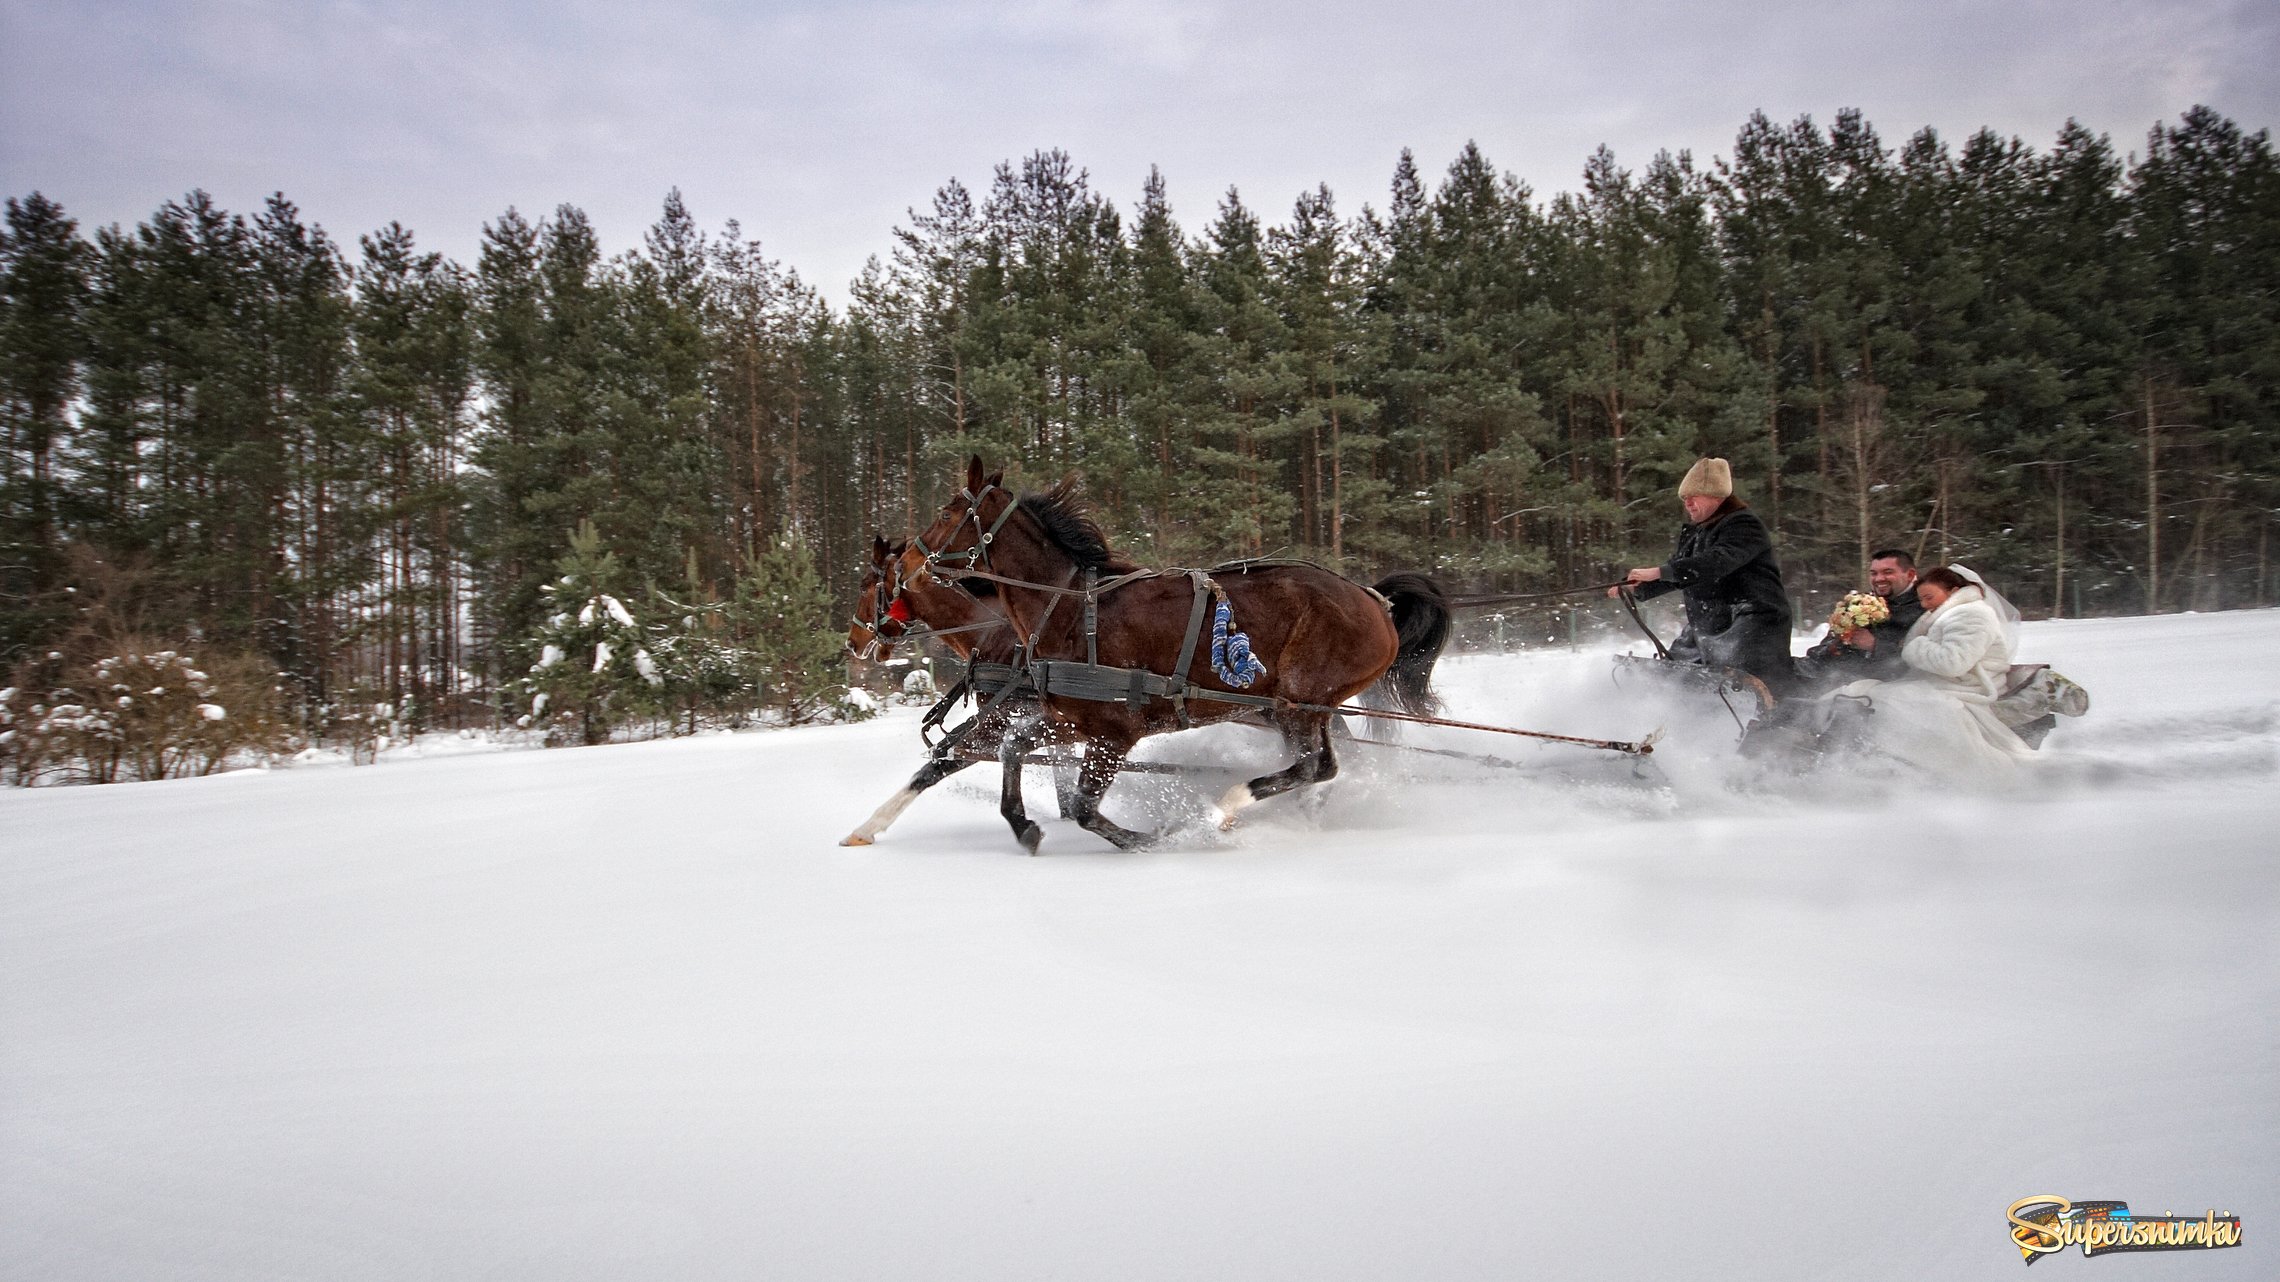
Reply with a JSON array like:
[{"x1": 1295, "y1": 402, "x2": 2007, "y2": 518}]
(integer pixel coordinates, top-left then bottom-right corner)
[{"x1": 1834, "y1": 568, "x2": 2035, "y2": 777}]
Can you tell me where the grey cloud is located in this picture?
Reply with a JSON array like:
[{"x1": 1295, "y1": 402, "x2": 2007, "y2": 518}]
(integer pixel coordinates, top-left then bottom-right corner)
[{"x1": 4, "y1": 0, "x2": 2272, "y2": 300}]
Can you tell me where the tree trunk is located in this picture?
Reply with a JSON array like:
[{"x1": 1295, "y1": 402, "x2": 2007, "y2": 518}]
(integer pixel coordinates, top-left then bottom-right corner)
[
  {"x1": 1329, "y1": 387, "x2": 1345, "y2": 567},
  {"x1": 2052, "y1": 464, "x2": 2066, "y2": 620},
  {"x1": 1847, "y1": 383, "x2": 1881, "y2": 581},
  {"x1": 1762, "y1": 294, "x2": 1782, "y2": 536},
  {"x1": 2144, "y1": 376, "x2": 2161, "y2": 613}
]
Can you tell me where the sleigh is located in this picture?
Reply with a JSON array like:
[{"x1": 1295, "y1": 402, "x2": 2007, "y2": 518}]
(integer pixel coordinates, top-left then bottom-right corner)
[
  {"x1": 1606, "y1": 585, "x2": 2090, "y2": 754},
  {"x1": 1602, "y1": 586, "x2": 1783, "y2": 734}
]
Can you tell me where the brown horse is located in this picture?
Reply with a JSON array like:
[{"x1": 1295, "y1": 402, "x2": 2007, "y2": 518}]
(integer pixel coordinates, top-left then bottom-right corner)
[
  {"x1": 898, "y1": 457, "x2": 1448, "y2": 850},
  {"x1": 842, "y1": 536, "x2": 1070, "y2": 850}
]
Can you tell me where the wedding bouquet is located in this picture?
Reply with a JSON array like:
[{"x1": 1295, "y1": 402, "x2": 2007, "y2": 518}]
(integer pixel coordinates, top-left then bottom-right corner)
[{"x1": 1828, "y1": 590, "x2": 1891, "y2": 636}]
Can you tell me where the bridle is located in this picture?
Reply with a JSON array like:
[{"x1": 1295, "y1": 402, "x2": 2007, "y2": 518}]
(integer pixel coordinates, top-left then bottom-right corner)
[
  {"x1": 848, "y1": 526, "x2": 1012, "y2": 662},
  {"x1": 905, "y1": 481, "x2": 1078, "y2": 652},
  {"x1": 847, "y1": 573, "x2": 900, "y2": 662},
  {"x1": 910, "y1": 480, "x2": 1022, "y2": 584}
]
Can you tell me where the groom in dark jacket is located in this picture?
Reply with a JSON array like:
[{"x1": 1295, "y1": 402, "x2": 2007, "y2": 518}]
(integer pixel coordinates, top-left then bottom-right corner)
[
  {"x1": 1611, "y1": 457, "x2": 1796, "y2": 691},
  {"x1": 1802, "y1": 548, "x2": 1925, "y2": 681}
]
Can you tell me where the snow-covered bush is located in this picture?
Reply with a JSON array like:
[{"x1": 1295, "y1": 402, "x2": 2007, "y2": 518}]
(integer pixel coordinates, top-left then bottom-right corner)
[
  {"x1": 314, "y1": 695, "x2": 407, "y2": 765},
  {"x1": 900, "y1": 665, "x2": 938, "y2": 701},
  {"x1": 0, "y1": 649, "x2": 292, "y2": 784}
]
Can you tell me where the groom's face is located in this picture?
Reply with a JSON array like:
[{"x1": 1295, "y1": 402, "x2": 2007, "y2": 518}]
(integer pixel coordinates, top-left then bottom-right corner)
[{"x1": 1868, "y1": 557, "x2": 1915, "y2": 597}]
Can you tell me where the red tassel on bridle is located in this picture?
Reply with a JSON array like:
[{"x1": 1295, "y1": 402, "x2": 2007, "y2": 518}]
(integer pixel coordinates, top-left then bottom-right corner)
[{"x1": 886, "y1": 597, "x2": 913, "y2": 624}]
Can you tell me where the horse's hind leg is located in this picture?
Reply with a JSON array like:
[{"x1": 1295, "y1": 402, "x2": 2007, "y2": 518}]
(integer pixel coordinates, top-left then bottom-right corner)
[
  {"x1": 841, "y1": 754, "x2": 976, "y2": 846},
  {"x1": 1052, "y1": 752, "x2": 1083, "y2": 820},
  {"x1": 1214, "y1": 714, "x2": 1337, "y2": 832},
  {"x1": 1066, "y1": 740, "x2": 1156, "y2": 851}
]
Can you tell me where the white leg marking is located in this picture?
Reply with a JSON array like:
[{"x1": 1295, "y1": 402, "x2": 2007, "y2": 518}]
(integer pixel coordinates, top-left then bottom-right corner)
[
  {"x1": 841, "y1": 787, "x2": 921, "y2": 845},
  {"x1": 1212, "y1": 782, "x2": 1255, "y2": 832}
]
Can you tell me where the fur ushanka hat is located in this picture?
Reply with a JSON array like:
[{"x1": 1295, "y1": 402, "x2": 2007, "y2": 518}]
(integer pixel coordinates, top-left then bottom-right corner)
[{"x1": 1678, "y1": 457, "x2": 1733, "y2": 500}]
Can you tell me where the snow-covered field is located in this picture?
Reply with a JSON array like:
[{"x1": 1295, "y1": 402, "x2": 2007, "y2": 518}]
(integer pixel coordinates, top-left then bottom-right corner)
[{"x1": 4, "y1": 611, "x2": 2275, "y2": 1280}]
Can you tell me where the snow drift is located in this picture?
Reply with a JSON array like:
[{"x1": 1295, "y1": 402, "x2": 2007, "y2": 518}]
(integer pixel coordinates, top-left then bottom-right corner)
[{"x1": 3, "y1": 611, "x2": 2274, "y2": 1280}]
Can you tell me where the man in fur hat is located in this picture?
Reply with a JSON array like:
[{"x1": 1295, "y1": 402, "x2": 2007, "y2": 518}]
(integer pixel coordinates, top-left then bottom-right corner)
[{"x1": 1609, "y1": 457, "x2": 1796, "y2": 690}]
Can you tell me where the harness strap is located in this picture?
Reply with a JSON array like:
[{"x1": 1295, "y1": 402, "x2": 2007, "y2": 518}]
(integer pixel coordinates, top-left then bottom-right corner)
[
  {"x1": 919, "y1": 650, "x2": 1042, "y2": 760},
  {"x1": 918, "y1": 672, "x2": 974, "y2": 750},
  {"x1": 942, "y1": 565, "x2": 1160, "y2": 598},
  {"x1": 1083, "y1": 568, "x2": 1098, "y2": 666},
  {"x1": 1169, "y1": 571, "x2": 1213, "y2": 729},
  {"x1": 899, "y1": 617, "x2": 1007, "y2": 644},
  {"x1": 1029, "y1": 659, "x2": 1182, "y2": 705},
  {"x1": 940, "y1": 652, "x2": 1037, "y2": 758},
  {"x1": 1091, "y1": 568, "x2": 1159, "y2": 594},
  {"x1": 978, "y1": 490, "x2": 1020, "y2": 551},
  {"x1": 1020, "y1": 565, "x2": 1078, "y2": 653}
]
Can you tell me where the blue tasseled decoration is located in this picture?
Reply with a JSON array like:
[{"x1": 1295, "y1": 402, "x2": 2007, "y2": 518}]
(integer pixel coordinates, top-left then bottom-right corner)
[{"x1": 1211, "y1": 599, "x2": 1266, "y2": 688}]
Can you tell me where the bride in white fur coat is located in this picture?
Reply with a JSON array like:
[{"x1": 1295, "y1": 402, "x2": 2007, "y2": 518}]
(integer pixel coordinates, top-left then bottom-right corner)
[{"x1": 1833, "y1": 564, "x2": 2036, "y2": 776}]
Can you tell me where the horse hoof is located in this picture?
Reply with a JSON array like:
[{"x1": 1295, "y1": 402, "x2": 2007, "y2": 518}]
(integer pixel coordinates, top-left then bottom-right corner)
[
  {"x1": 1019, "y1": 825, "x2": 1044, "y2": 855},
  {"x1": 839, "y1": 834, "x2": 873, "y2": 847}
]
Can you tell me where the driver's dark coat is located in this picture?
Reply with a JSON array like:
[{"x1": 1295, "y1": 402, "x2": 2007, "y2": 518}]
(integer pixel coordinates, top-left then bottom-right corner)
[{"x1": 1634, "y1": 496, "x2": 1791, "y2": 637}]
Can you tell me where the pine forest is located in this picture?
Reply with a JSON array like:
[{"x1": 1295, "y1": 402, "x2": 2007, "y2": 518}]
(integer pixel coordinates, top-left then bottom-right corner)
[{"x1": 2, "y1": 106, "x2": 2275, "y2": 761}]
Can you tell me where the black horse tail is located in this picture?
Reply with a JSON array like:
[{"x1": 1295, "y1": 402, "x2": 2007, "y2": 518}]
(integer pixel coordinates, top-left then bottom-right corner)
[{"x1": 1368, "y1": 572, "x2": 1450, "y2": 717}]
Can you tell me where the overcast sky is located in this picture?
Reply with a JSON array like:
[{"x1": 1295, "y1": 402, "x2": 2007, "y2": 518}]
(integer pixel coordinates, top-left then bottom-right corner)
[{"x1": 4, "y1": 0, "x2": 2274, "y2": 303}]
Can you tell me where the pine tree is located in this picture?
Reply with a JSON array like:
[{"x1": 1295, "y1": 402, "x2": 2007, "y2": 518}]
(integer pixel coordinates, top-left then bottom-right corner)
[
  {"x1": 730, "y1": 527, "x2": 862, "y2": 724},
  {"x1": 466, "y1": 205, "x2": 548, "y2": 668},
  {"x1": 2127, "y1": 107, "x2": 2280, "y2": 610},
  {"x1": 1117, "y1": 166, "x2": 1214, "y2": 561},
  {"x1": 514, "y1": 518, "x2": 664, "y2": 744},
  {"x1": 468, "y1": 205, "x2": 618, "y2": 679},
  {"x1": 1267, "y1": 183, "x2": 1380, "y2": 568},
  {"x1": 1187, "y1": 186, "x2": 1293, "y2": 557},
  {"x1": 352, "y1": 221, "x2": 473, "y2": 724},
  {"x1": 889, "y1": 179, "x2": 985, "y2": 471},
  {"x1": 0, "y1": 193, "x2": 91, "y2": 663},
  {"x1": 645, "y1": 547, "x2": 752, "y2": 732},
  {"x1": 707, "y1": 223, "x2": 827, "y2": 567},
  {"x1": 1358, "y1": 147, "x2": 1448, "y2": 570},
  {"x1": 613, "y1": 189, "x2": 722, "y2": 590}
]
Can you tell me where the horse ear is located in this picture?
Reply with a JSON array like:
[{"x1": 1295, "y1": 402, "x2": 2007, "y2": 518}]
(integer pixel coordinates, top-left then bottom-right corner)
[
  {"x1": 985, "y1": 470, "x2": 1004, "y2": 491},
  {"x1": 966, "y1": 455, "x2": 986, "y2": 491},
  {"x1": 871, "y1": 533, "x2": 889, "y2": 561}
]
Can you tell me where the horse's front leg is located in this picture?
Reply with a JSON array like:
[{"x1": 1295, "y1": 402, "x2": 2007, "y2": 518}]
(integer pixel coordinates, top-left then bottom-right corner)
[
  {"x1": 841, "y1": 752, "x2": 977, "y2": 846},
  {"x1": 1214, "y1": 713, "x2": 1337, "y2": 831},
  {"x1": 1065, "y1": 737, "x2": 1156, "y2": 851},
  {"x1": 998, "y1": 709, "x2": 1047, "y2": 854}
]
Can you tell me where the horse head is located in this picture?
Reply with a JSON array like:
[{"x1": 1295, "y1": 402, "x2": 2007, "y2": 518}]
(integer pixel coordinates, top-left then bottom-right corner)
[
  {"x1": 847, "y1": 534, "x2": 914, "y2": 661},
  {"x1": 862, "y1": 523, "x2": 1010, "y2": 661},
  {"x1": 902, "y1": 454, "x2": 1013, "y2": 589}
]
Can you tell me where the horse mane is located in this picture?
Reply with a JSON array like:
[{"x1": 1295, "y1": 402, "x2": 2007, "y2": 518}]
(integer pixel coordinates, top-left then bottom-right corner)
[{"x1": 1016, "y1": 478, "x2": 1140, "y2": 573}]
